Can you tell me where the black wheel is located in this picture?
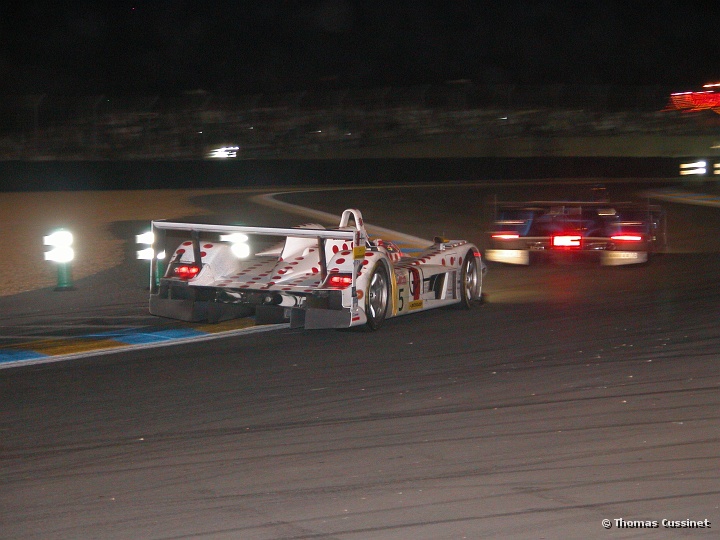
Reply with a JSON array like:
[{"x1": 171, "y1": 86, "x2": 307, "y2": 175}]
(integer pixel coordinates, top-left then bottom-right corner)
[
  {"x1": 460, "y1": 251, "x2": 482, "y2": 309},
  {"x1": 365, "y1": 264, "x2": 390, "y2": 330}
]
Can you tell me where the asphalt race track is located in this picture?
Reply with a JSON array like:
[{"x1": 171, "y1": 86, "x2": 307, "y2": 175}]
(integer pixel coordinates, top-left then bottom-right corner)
[{"x1": 1, "y1": 181, "x2": 719, "y2": 539}]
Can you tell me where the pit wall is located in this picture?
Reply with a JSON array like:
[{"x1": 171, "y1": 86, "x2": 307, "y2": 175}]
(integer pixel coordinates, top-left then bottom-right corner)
[
  {"x1": 0, "y1": 156, "x2": 685, "y2": 193},
  {"x1": 305, "y1": 135, "x2": 720, "y2": 159}
]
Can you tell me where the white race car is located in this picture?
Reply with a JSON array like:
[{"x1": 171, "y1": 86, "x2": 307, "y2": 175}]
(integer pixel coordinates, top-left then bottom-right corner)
[{"x1": 149, "y1": 208, "x2": 486, "y2": 330}]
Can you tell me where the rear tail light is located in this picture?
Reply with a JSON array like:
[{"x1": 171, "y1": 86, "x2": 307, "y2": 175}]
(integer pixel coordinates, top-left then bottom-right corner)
[
  {"x1": 611, "y1": 234, "x2": 643, "y2": 242},
  {"x1": 492, "y1": 232, "x2": 520, "y2": 240},
  {"x1": 173, "y1": 264, "x2": 201, "y2": 280},
  {"x1": 325, "y1": 273, "x2": 353, "y2": 289},
  {"x1": 552, "y1": 235, "x2": 582, "y2": 248}
]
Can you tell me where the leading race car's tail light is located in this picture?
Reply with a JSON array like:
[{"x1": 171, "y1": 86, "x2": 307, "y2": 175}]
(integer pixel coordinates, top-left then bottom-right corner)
[
  {"x1": 611, "y1": 234, "x2": 643, "y2": 242},
  {"x1": 325, "y1": 273, "x2": 353, "y2": 289},
  {"x1": 491, "y1": 232, "x2": 520, "y2": 240},
  {"x1": 172, "y1": 264, "x2": 201, "y2": 280},
  {"x1": 552, "y1": 234, "x2": 582, "y2": 248}
]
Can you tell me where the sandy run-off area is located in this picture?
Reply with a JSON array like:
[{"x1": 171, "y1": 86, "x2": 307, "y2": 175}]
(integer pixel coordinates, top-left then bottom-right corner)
[{"x1": 0, "y1": 189, "x2": 250, "y2": 297}]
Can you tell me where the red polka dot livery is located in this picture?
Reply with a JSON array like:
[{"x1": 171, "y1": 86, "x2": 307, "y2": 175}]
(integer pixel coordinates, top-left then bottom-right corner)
[{"x1": 151, "y1": 210, "x2": 483, "y2": 330}]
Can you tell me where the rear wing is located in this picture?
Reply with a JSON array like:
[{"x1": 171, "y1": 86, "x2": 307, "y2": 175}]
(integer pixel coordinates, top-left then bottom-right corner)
[
  {"x1": 493, "y1": 201, "x2": 664, "y2": 212},
  {"x1": 491, "y1": 201, "x2": 665, "y2": 224},
  {"x1": 149, "y1": 208, "x2": 370, "y2": 293},
  {"x1": 152, "y1": 221, "x2": 355, "y2": 239}
]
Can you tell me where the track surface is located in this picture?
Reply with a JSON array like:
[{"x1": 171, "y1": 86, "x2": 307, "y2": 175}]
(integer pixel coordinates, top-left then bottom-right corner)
[{"x1": 1, "y1": 181, "x2": 719, "y2": 539}]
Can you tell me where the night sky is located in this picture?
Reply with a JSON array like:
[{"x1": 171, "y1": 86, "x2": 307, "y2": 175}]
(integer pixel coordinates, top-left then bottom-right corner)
[{"x1": 2, "y1": 1, "x2": 720, "y2": 96}]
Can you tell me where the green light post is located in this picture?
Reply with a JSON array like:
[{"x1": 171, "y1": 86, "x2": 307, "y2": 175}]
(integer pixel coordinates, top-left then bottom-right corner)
[
  {"x1": 44, "y1": 229, "x2": 76, "y2": 291},
  {"x1": 153, "y1": 256, "x2": 165, "y2": 288},
  {"x1": 136, "y1": 230, "x2": 165, "y2": 289},
  {"x1": 55, "y1": 260, "x2": 74, "y2": 290}
]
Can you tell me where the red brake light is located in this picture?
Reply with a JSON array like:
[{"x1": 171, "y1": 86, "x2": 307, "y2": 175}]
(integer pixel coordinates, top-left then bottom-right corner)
[
  {"x1": 552, "y1": 235, "x2": 581, "y2": 248},
  {"x1": 611, "y1": 234, "x2": 643, "y2": 242},
  {"x1": 492, "y1": 232, "x2": 520, "y2": 240},
  {"x1": 173, "y1": 264, "x2": 201, "y2": 280},
  {"x1": 326, "y1": 273, "x2": 353, "y2": 288}
]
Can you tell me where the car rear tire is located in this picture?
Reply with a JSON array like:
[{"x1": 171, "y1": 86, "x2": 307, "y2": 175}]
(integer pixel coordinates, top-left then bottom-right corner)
[
  {"x1": 460, "y1": 251, "x2": 483, "y2": 309},
  {"x1": 365, "y1": 264, "x2": 389, "y2": 330}
]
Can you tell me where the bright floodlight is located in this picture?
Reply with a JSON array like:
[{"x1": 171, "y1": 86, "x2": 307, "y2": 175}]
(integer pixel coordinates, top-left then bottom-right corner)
[
  {"x1": 136, "y1": 231, "x2": 164, "y2": 260},
  {"x1": 136, "y1": 231, "x2": 154, "y2": 245},
  {"x1": 44, "y1": 230, "x2": 73, "y2": 247},
  {"x1": 137, "y1": 249, "x2": 165, "y2": 260},
  {"x1": 219, "y1": 233, "x2": 249, "y2": 243},
  {"x1": 137, "y1": 247, "x2": 154, "y2": 260},
  {"x1": 679, "y1": 161, "x2": 707, "y2": 175},
  {"x1": 220, "y1": 232, "x2": 250, "y2": 258},
  {"x1": 44, "y1": 230, "x2": 74, "y2": 263},
  {"x1": 230, "y1": 243, "x2": 251, "y2": 258},
  {"x1": 208, "y1": 146, "x2": 239, "y2": 158}
]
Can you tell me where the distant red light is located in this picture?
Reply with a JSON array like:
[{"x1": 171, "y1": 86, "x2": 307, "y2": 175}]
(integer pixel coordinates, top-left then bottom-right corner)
[
  {"x1": 552, "y1": 235, "x2": 581, "y2": 248},
  {"x1": 668, "y1": 90, "x2": 720, "y2": 113},
  {"x1": 611, "y1": 234, "x2": 643, "y2": 242}
]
